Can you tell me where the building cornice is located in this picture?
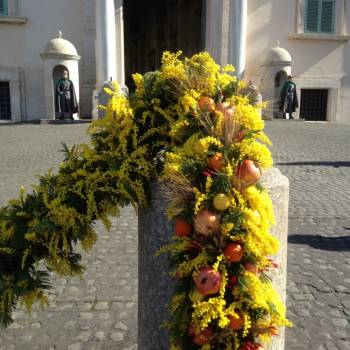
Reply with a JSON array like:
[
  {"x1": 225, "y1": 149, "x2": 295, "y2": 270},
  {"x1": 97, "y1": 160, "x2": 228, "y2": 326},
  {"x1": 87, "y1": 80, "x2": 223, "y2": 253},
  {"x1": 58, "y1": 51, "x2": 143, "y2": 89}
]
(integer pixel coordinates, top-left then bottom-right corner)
[{"x1": 40, "y1": 53, "x2": 81, "y2": 61}]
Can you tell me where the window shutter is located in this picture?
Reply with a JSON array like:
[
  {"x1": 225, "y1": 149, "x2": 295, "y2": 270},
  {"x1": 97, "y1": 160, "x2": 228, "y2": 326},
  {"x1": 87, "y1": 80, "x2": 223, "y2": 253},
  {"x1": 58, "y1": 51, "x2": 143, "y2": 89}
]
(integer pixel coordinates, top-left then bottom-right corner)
[
  {"x1": 320, "y1": 0, "x2": 335, "y2": 33},
  {"x1": 305, "y1": 0, "x2": 320, "y2": 32},
  {"x1": 0, "y1": 0, "x2": 8, "y2": 16},
  {"x1": 305, "y1": 0, "x2": 335, "y2": 33}
]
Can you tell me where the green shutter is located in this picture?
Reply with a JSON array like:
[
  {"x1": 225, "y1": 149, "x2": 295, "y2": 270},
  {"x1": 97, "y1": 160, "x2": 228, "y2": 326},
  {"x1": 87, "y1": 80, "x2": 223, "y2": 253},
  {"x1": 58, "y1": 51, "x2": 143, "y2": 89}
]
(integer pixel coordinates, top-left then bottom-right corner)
[
  {"x1": 305, "y1": 0, "x2": 335, "y2": 33},
  {"x1": 305, "y1": 0, "x2": 320, "y2": 32},
  {"x1": 320, "y1": 0, "x2": 335, "y2": 33},
  {"x1": 0, "y1": 0, "x2": 8, "y2": 16}
]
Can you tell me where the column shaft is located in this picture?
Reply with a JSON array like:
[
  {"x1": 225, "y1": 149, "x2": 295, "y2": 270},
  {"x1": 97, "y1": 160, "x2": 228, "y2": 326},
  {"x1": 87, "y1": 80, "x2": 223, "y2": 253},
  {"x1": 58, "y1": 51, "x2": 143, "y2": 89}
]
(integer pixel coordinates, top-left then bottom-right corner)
[
  {"x1": 115, "y1": 0, "x2": 125, "y2": 86},
  {"x1": 95, "y1": 0, "x2": 117, "y2": 83},
  {"x1": 229, "y1": 0, "x2": 247, "y2": 77}
]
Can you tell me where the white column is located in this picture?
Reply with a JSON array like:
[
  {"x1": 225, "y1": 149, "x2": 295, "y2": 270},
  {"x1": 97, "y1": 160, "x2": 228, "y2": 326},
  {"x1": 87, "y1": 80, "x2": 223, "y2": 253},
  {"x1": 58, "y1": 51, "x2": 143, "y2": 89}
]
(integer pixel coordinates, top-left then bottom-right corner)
[
  {"x1": 115, "y1": 0, "x2": 125, "y2": 87},
  {"x1": 229, "y1": 0, "x2": 247, "y2": 78},
  {"x1": 93, "y1": 0, "x2": 118, "y2": 119},
  {"x1": 95, "y1": 0, "x2": 117, "y2": 83}
]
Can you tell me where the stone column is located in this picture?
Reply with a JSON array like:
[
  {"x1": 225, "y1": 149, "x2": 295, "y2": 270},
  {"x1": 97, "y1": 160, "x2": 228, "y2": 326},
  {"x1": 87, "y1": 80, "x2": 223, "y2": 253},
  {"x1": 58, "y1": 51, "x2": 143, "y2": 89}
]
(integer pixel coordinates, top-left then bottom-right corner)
[
  {"x1": 138, "y1": 184, "x2": 174, "y2": 350},
  {"x1": 95, "y1": 0, "x2": 117, "y2": 84},
  {"x1": 229, "y1": 0, "x2": 247, "y2": 77},
  {"x1": 115, "y1": 0, "x2": 126, "y2": 87},
  {"x1": 138, "y1": 169, "x2": 289, "y2": 349},
  {"x1": 205, "y1": 0, "x2": 230, "y2": 66},
  {"x1": 92, "y1": 0, "x2": 118, "y2": 119}
]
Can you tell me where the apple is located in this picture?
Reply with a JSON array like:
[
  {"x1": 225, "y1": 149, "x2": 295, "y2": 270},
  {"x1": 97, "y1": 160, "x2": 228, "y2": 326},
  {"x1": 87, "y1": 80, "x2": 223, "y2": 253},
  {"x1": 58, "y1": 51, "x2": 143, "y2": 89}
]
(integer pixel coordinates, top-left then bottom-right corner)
[
  {"x1": 228, "y1": 313, "x2": 245, "y2": 330},
  {"x1": 213, "y1": 193, "x2": 230, "y2": 211},
  {"x1": 174, "y1": 218, "x2": 192, "y2": 237},
  {"x1": 236, "y1": 160, "x2": 261, "y2": 185},
  {"x1": 194, "y1": 209, "x2": 220, "y2": 236},
  {"x1": 194, "y1": 266, "x2": 221, "y2": 295},
  {"x1": 224, "y1": 242, "x2": 244, "y2": 263},
  {"x1": 188, "y1": 324, "x2": 215, "y2": 345},
  {"x1": 198, "y1": 96, "x2": 215, "y2": 112},
  {"x1": 208, "y1": 153, "x2": 225, "y2": 171}
]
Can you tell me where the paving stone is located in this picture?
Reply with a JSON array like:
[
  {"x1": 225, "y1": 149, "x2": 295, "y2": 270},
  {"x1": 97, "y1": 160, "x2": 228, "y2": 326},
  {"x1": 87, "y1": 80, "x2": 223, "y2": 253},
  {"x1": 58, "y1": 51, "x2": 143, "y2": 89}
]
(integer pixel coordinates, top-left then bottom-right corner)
[
  {"x1": 67, "y1": 344, "x2": 81, "y2": 350},
  {"x1": 331, "y1": 318, "x2": 348, "y2": 327},
  {"x1": 94, "y1": 301, "x2": 109, "y2": 310},
  {"x1": 94, "y1": 331, "x2": 105, "y2": 341},
  {"x1": 76, "y1": 331, "x2": 91, "y2": 341},
  {"x1": 110, "y1": 331, "x2": 124, "y2": 341},
  {"x1": 114, "y1": 321, "x2": 128, "y2": 330}
]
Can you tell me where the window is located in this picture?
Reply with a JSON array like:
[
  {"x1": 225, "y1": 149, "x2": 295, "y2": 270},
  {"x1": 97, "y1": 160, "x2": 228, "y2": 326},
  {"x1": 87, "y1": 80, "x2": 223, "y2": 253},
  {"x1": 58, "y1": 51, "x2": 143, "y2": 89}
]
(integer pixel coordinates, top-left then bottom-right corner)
[
  {"x1": 305, "y1": 0, "x2": 335, "y2": 34},
  {"x1": 0, "y1": 0, "x2": 8, "y2": 16},
  {"x1": 300, "y1": 89, "x2": 328, "y2": 121},
  {"x1": 0, "y1": 82, "x2": 11, "y2": 120}
]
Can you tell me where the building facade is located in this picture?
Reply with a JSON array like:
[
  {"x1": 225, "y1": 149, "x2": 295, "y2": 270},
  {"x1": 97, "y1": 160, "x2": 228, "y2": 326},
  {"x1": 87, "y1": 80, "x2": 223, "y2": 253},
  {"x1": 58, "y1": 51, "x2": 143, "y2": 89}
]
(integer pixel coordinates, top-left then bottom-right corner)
[{"x1": 0, "y1": 0, "x2": 349, "y2": 123}]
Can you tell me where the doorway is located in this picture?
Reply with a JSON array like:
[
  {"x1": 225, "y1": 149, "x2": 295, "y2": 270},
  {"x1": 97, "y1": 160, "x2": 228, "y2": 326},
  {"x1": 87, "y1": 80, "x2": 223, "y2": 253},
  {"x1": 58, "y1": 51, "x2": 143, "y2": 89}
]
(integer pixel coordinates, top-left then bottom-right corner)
[
  {"x1": 123, "y1": 0, "x2": 204, "y2": 90},
  {"x1": 0, "y1": 82, "x2": 11, "y2": 120},
  {"x1": 300, "y1": 89, "x2": 328, "y2": 121}
]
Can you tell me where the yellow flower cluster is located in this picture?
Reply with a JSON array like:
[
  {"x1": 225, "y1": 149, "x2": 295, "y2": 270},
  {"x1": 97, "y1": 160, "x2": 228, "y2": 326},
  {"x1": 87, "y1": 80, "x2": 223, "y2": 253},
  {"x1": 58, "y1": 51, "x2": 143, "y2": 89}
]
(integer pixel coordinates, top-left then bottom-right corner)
[
  {"x1": 236, "y1": 139, "x2": 273, "y2": 169},
  {"x1": 160, "y1": 51, "x2": 186, "y2": 81}
]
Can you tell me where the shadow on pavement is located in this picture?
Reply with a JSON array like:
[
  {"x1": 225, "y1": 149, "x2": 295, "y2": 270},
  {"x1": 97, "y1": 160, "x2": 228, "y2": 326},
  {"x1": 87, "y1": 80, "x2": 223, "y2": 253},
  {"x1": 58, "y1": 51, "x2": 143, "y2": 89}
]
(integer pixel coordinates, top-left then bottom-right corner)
[
  {"x1": 277, "y1": 161, "x2": 350, "y2": 167},
  {"x1": 288, "y1": 234, "x2": 350, "y2": 251}
]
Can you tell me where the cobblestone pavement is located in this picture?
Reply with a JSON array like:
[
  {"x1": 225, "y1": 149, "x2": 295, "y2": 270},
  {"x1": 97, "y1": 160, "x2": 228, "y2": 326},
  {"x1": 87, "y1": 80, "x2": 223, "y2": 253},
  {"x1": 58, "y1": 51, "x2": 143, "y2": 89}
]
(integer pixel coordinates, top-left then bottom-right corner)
[
  {"x1": 0, "y1": 121, "x2": 349, "y2": 349},
  {"x1": 265, "y1": 121, "x2": 350, "y2": 350}
]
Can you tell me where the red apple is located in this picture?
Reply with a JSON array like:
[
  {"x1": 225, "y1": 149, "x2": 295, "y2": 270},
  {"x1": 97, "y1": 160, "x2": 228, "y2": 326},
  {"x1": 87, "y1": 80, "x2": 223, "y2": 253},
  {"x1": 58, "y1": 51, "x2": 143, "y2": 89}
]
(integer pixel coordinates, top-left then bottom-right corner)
[
  {"x1": 188, "y1": 324, "x2": 215, "y2": 345},
  {"x1": 224, "y1": 242, "x2": 244, "y2": 263},
  {"x1": 198, "y1": 96, "x2": 215, "y2": 112},
  {"x1": 194, "y1": 209, "x2": 220, "y2": 236},
  {"x1": 236, "y1": 160, "x2": 261, "y2": 185},
  {"x1": 174, "y1": 218, "x2": 192, "y2": 237},
  {"x1": 194, "y1": 266, "x2": 221, "y2": 295}
]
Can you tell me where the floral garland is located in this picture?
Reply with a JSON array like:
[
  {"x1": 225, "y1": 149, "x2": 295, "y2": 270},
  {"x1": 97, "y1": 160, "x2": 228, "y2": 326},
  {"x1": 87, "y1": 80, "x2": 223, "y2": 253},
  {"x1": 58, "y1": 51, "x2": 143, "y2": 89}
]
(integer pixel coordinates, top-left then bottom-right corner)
[
  {"x1": 0, "y1": 51, "x2": 289, "y2": 349},
  {"x1": 155, "y1": 53, "x2": 291, "y2": 349}
]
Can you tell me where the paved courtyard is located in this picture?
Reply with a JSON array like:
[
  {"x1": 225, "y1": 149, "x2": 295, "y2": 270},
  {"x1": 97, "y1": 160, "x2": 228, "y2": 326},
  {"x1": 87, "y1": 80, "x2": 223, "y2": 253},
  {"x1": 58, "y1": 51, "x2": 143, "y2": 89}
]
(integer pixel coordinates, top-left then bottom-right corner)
[{"x1": 0, "y1": 121, "x2": 349, "y2": 350}]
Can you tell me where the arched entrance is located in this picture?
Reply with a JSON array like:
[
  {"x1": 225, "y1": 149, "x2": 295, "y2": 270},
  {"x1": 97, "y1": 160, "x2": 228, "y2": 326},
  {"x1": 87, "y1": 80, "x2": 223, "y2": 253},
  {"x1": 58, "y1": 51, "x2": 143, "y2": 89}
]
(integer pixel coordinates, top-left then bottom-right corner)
[
  {"x1": 260, "y1": 43, "x2": 292, "y2": 120},
  {"x1": 40, "y1": 31, "x2": 80, "y2": 120},
  {"x1": 123, "y1": 0, "x2": 204, "y2": 90}
]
